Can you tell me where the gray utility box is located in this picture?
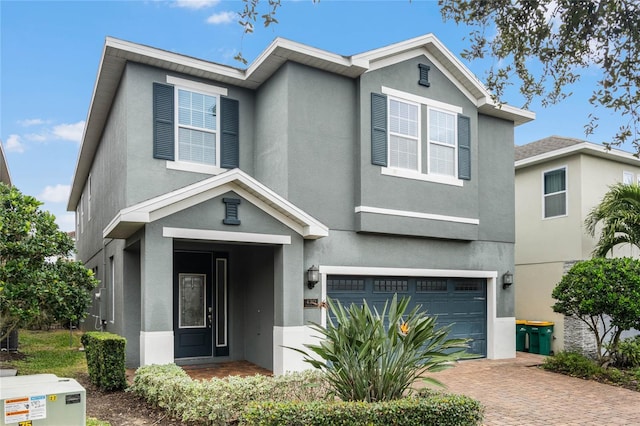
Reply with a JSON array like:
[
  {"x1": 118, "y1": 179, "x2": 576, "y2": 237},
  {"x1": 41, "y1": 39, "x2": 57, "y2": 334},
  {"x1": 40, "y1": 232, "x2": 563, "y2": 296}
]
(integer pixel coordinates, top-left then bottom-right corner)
[{"x1": 0, "y1": 374, "x2": 85, "y2": 425}]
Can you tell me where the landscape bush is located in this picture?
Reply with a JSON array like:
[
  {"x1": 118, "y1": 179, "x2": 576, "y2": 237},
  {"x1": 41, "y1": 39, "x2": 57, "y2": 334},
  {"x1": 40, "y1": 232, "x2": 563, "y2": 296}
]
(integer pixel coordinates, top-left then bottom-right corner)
[
  {"x1": 129, "y1": 364, "x2": 331, "y2": 425},
  {"x1": 612, "y1": 335, "x2": 640, "y2": 368},
  {"x1": 81, "y1": 331, "x2": 127, "y2": 391},
  {"x1": 241, "y1": 389, "x2": 483, "y2": 426}
]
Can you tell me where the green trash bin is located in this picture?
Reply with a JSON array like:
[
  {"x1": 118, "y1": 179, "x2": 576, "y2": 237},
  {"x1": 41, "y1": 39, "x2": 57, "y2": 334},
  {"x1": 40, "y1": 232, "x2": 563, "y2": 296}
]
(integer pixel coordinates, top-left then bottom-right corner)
[
  {"x1": 515, "y1": 320, "x2": 528, "y2": 352},
  {"x1": 526, "y1": 321, "x2": 554, "y2": 355}
]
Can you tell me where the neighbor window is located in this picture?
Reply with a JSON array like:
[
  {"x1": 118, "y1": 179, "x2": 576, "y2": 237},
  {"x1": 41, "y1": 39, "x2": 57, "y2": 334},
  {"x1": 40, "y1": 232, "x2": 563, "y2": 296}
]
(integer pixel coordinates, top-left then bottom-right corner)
[
  {"x1": 388, "y1": 98, "x2": 419, "y2": 171},
  {"x1": 543, "y1": 167, "x2": 567, "y2": 218},
  {"x1": 623, "y1": 171, "x2": 634, "y2": 185}
]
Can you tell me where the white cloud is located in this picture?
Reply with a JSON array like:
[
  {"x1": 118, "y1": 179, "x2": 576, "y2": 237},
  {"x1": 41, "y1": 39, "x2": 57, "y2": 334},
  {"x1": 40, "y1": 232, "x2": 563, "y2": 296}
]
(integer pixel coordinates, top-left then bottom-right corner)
[
  {"x1": 24, "y1": 133, "x2": 48, "y2": 142},
  {"x1": 206, "y1": 11, "x2": 236, "y2": 24},
  {"x1": 39, "y1": 184, "x2": 71, "y2": 203},
  {"x1": 5, "y1": 134, "x2": 25, "y2": 153},
  {"x1": 174, "y1": 0, "x2": 219, "y2": 10},
  {"x1": 18, "y1": 118, "x2": 48, "y2": 127},
  {"x1": 52, "y1": 121, "x2": 85, "y2": 143},
  {"x1": 55, "y1": 212, "x2": 76, "y2": 233}
]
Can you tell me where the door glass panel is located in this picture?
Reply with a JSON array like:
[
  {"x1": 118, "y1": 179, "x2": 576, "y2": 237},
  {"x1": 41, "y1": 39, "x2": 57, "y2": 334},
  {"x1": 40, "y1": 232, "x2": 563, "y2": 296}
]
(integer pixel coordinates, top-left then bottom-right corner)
[{"x1": 179, "y1": 274, "x2": 206, "y2": 328}]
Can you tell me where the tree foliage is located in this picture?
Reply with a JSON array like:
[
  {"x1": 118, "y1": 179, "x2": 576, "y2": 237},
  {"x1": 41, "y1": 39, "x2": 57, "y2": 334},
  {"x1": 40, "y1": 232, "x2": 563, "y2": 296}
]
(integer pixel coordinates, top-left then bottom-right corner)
[
  {"x1": 585, "y1": 182, "x2": 640, "y2": 257},
  {"x1": 235, "y1": 0, "x2": 640, "y2": 152},
  {"x1": 288, "y1": 295, "x2": 470, "y2": 402},
  {"x1": 551, "y1": 257, "x2": 640, "y2": 366},
  {"x1": 0, "y1": 183, "x2": 98, "y2": 341},
  {"x1": 439, "y1": 0, "x2": 640, "y2": 152}
]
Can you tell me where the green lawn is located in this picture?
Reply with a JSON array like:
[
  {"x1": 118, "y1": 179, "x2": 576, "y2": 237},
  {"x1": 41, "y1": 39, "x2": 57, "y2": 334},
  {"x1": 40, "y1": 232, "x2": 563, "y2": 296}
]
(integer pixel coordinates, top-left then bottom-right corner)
[{"x1": 1, "y1": 329, "x2": 111, "y2": 426}]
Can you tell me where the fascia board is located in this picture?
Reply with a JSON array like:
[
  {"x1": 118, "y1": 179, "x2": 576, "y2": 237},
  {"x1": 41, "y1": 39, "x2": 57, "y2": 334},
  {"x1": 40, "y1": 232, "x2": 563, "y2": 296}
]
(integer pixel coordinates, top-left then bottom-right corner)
[{"x1": 516, "y1": 142, "x2": 640, "y2": 169}]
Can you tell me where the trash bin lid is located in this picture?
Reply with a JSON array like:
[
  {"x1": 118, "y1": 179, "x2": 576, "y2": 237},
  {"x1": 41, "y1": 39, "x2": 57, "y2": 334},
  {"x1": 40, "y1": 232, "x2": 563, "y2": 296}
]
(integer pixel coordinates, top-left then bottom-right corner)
[
  {"x1": 525, "y1": 320, "x2": 554, "y2": 326},
  {"x1": 516, "y1": 320, "x2": 527, "y2": 324}
]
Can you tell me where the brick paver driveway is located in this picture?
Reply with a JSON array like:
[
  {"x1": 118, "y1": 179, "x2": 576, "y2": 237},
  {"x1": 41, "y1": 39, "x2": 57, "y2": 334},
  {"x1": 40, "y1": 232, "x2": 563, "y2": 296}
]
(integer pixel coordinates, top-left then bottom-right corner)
[{"x1": 428, "y1": 352, "x2": 640, "y2": 425}]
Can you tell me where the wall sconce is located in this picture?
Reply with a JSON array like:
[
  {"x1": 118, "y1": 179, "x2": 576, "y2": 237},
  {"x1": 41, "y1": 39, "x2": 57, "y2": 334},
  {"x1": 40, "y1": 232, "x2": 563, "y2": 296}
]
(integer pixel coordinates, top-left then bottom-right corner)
[
  {"x1": 502, "y1": 271, "x2": 514, "y2": 289},
  {"x1": 307, "y1": 265, "x2": 319, "y2": 289}
]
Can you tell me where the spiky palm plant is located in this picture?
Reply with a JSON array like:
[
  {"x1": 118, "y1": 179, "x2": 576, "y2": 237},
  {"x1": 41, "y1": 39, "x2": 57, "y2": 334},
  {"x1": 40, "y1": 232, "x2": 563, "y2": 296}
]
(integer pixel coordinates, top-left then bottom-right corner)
[{"x1": 289, "y1": 295, "x2": 470, "y2": 402}]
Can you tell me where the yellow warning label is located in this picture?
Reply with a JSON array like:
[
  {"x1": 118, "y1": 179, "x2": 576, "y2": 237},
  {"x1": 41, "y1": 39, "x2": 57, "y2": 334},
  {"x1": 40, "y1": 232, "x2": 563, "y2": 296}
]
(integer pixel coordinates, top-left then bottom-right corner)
[
  {"x1": 18, "y1": 421, "x2": 33, "y2": 426},
  {"x1": 48, "y1": 395, "x2": 57, "y2": 402}
]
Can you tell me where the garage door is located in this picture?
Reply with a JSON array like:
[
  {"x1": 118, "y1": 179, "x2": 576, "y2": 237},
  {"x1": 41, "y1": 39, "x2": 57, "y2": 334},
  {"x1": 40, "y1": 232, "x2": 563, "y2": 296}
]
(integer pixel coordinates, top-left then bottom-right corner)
[{"x1": 326, "y1": 275, "x2": 487, "y2": 357}]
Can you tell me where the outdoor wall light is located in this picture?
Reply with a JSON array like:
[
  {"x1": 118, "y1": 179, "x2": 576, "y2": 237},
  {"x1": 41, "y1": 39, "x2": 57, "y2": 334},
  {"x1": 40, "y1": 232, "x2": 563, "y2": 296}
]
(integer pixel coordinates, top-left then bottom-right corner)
[
  {"x1": 307, "y1": 265, "x2": 319, "y2": 289},
  {"x1": 502, "y1": 271, "x2": 514, "y2": 289}
]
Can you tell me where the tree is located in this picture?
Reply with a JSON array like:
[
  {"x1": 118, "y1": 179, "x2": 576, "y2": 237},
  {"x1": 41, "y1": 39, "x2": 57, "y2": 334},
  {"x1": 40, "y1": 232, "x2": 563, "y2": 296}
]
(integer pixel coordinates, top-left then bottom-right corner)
[
  {"x1": 0, "y1": 183, "x2": 98, "y2": 342},
  {"x1": 236, "y1": 0, "x2": 640, "y2": 153},
  {"x1": 551, "y1": 257, "x2": 640, "y2": 366},
  {"x1": 289, "y1": 295, "x2": 470, "y2": 402},
  {"x1": 585, "y1": 182, "x2": 640, "y2": 257}
]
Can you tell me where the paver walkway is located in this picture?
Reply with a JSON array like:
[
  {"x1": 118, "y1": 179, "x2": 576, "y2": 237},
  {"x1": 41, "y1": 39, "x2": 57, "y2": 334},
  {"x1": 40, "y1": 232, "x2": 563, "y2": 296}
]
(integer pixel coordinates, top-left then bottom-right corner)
[{"x1": 428, "y1": 352, "x2": 640, "y2": 426}]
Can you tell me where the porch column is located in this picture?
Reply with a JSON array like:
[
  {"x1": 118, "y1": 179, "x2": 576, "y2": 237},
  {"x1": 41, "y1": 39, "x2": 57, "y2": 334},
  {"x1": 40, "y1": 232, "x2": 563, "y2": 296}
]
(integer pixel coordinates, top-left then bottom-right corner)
[
  {"x1": 139, "y1": 223, "x2": 174, "y2": 365},
  {"x1": 273, "y1": 236, "x2": 312, "y2": 375}
]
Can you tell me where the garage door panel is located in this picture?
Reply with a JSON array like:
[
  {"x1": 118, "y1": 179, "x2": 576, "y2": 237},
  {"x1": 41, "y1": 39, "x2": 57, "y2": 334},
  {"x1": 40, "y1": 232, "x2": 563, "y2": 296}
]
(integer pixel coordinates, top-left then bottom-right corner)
[{"x1": 327, "y1": 275, "x2": 487, "y2": 357}]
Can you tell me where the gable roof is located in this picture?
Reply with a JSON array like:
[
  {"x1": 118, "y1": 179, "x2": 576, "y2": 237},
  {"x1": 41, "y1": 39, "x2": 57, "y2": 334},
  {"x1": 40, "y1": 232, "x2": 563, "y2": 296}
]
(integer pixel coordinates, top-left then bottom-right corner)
[
  {"x1": 103, "y1": 168, "x2": 329, "y2": 240},
  {"x1": 68, "y1": 34, "x2": 534, "y2": 210},
  {"x1": 515, "y1": 136, "x2": 640, "y2": 169}
]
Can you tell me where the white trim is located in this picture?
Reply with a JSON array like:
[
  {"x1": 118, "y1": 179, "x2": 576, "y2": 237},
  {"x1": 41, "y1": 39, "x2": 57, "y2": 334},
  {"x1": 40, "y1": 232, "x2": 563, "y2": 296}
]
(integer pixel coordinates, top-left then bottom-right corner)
[
  {"x1": 166, "y1": 75, "x2": 228, "y2": 96},
  {"x1": 516, "y1": 141, "x2": 640, "y2": 169},
  {"x1": 382, "y1": 86, "x2": 464, "y2": 114},
  {"x1": 381, "y1": 164, "x2": 464, "y2": 186},
  {"x1": 273, "y1": 325, "x2": 321, "y2": 375},
  {"x1": 165, "y1": 160, "x2": 226, "y2": 175},
  {"x1": 426, "y1": 106, "x2": 458, "y2": 178},
  {"x1": 541, "y1": 165, "x2": 568, "y2": 220},
  {"x1": 109, "y1": 256, "x2": 115, "y2": 324},
  {"x1": 163, "y1": 227, "x2": 292, "y2": 245},
  {"x1": 355, "y1": 205, "x2": 479, "y2": 225},
  {"x1": 387, "y1": 95, "x2": 421, "y2": 172},
  {"x1": 319, "y1": 265, "x2": 494, "y2": 278},
  {"x1": 140, "y1": 331, "x2": 174, "y2": 366}
]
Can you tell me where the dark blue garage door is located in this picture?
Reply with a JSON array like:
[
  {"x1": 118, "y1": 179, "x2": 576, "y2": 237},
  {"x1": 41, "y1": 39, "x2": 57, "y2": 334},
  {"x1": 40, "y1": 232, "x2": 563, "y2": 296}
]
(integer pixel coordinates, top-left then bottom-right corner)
[{"x1": 326, "y1": 275, "x2": 487, "y2": 357}]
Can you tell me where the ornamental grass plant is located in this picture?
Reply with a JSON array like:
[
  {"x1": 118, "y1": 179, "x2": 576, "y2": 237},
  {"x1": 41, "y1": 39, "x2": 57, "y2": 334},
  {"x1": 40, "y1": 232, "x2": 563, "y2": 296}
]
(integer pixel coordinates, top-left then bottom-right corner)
[{"x1": 290, "y1": 294, "x2": 472, "y2": 402}]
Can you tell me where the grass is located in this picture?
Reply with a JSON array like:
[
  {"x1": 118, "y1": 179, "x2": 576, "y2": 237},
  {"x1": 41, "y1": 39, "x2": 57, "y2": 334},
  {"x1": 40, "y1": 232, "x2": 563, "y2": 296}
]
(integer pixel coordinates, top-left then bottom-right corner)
[{"x1": 1, "y1": 329, "x2": 111, "y2": 426}]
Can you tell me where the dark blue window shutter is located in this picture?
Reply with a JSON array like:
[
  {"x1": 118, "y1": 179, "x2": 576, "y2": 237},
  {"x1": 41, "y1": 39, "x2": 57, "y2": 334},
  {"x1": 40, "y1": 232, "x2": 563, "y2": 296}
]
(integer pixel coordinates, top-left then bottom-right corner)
[
  {"x1": 220, "y1": 97, "x2": 239, "y2": 169},
  {"x1": 153, "y1": 82, "x2": 174, "y2": 160},
  {"x1": 371, "y1": 93, "x2": 387, "y2": 166},
  {"x1": 458, "y1": 114, "x2": 471, "y2": 180}
]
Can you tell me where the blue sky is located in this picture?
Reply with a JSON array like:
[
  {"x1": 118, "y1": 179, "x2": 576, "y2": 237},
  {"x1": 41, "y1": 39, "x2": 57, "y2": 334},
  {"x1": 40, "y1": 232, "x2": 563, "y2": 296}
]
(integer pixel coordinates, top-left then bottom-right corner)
[{"x1": 1, "y1": 0, "x2": 627, "y2": 232}]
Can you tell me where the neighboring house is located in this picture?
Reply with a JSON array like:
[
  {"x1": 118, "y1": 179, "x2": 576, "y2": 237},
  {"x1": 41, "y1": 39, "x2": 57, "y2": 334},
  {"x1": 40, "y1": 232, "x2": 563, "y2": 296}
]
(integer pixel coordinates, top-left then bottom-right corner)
[
  {"x1": 0, "y1": 141, "x2": 12, "y2": 186},
  {"x1": 515, "y1": 136, "x2": 640, "y2": 355},
  {"x1": 67, "y1": 34, "x2": 534, "y2": 373}
]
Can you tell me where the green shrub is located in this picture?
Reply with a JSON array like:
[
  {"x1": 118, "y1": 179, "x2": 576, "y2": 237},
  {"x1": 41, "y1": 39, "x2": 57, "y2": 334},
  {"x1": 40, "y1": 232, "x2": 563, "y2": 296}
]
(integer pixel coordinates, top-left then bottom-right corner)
[
  {"x1": 612, "y1": 335, "x2": 640, "y2": 368},
  {"x1": 541, "y1": 351, "x2": 602, "y2": 379},
  {"x1": 129, "y1": 364, "x2": 330, "y2": 425},
  {"x1": 289, "y1": 295, "x2": 471, "y2": 402},
  {"x1": 240, "y1": 391, "x2": 483, "y2": 426},
  {"x1": 81, "y1": 331, "x2": 127, "y2": 391}
]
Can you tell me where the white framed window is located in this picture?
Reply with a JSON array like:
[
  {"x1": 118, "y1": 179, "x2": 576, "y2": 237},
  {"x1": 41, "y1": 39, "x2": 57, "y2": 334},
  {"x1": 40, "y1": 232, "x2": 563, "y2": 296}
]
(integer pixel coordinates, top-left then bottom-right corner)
[
  {"x1": 623, "y1": 171, "x2": 634, "y2": 184},
  {"x1": 79, "y1": 194, "x2": 84, "y2": 233},
  {"x1": 388, "y1": 97, "x2": 420, "y2": 171},
  {"x1": 87, "y1": 174, "x2": 92, "y2": 221},
  {"x1": 543, "y1": 166, "x2": 567, "y2": 218},
  {"x1": 177, "y1": 89, "x2": 218, "y2": 166},
  {"x1": 428, "y1": 107, "x2": 457, "y2": 177}
]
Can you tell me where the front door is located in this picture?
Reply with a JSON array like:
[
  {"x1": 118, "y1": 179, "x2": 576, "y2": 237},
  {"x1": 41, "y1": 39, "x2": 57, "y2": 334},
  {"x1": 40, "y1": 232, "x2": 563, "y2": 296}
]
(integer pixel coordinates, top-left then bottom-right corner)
[{"x1": 174, "y1": 251, "x2": 213, "y2": 358}]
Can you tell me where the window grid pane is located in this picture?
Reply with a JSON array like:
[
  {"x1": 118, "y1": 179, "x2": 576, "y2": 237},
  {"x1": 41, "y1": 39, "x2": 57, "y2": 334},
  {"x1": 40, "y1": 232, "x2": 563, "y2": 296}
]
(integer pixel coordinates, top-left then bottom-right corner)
[
  {"x1": 430, "y1": 144, "x2": 455, "y2": 176},
  {"x1": 178, "y1": 128, "x2": 216, "y2": 165},
  {"x1": 389, "y1": 99, "x2": 419, "y2": 171}
]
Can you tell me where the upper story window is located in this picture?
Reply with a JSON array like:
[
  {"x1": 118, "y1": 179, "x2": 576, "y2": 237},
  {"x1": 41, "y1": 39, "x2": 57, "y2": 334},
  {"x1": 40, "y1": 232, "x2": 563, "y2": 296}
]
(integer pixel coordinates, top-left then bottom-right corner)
[
  {"x1": 371, "y1": 87, "x2": 470, "y2": 187},
  {"x1": 153, "y1": 76, "x2": 239, "y2": 174},
  {"x1": 177, "y1": 89, "x2": 217, "y2": 166},
  {"x1": 623, "y1": 171, "x2": 634, "y2": 184},
  {"x1": 543, "y1": 167, "x2": 567, "y2": 218},
  {"x1": 389, "y1": 98, "x2": 419, "y2": 170}
]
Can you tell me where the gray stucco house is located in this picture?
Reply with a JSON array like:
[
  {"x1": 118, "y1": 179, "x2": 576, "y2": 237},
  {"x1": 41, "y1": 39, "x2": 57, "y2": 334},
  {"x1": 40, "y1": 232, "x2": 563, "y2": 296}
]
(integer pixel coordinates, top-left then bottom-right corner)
[{"x1": 68, "y1": 34, "x2": 534, "y2": 373}]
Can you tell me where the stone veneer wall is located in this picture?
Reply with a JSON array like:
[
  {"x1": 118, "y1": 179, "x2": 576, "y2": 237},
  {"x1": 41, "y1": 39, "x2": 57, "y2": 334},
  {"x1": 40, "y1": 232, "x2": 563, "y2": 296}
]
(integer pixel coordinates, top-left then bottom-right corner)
[{"x1": 561, "y1": 261, "x2": 598, "y2": 358}]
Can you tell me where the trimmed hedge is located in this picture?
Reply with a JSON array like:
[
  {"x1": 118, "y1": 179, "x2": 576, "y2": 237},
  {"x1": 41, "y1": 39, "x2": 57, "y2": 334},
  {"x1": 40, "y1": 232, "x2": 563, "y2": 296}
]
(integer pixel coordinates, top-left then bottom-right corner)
[
  {"x1": 81, "y1": 331, "x2": 127, "y2": 391},
  {"x1": 129, "y1": 364, "x2": 331, "y2": 425},
  {"x1": 129, "y1": 364, "x2": 483, "y2": 426},
  {"x1": 241, "y1": 391, "x2": 484, "y2": 426}
]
